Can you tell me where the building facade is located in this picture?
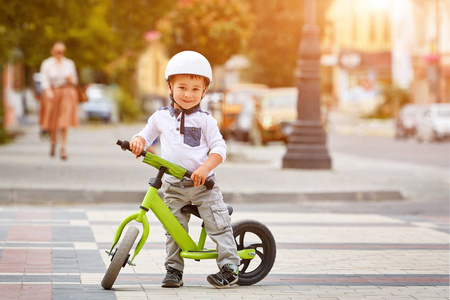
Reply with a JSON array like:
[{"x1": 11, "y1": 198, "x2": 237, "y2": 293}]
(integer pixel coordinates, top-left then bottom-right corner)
[
  {"x1": 410, "y1": 0, "x2": 450, "y2": 104},
  {"x1": 321, "y1": 0, "x2": 449, "y2": 115},
  {"x1": 322, "y1": 0, "x2": 392, "y2": 114}
]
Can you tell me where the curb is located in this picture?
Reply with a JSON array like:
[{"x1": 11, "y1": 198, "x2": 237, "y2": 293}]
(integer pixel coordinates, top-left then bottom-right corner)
[{"x1": 0, "y1": 188, "x2": 404, "y2": 205}]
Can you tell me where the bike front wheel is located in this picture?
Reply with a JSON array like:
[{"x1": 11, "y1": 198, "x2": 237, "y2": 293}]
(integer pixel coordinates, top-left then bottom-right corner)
[
  {"x1": 101, "y1": 226, "x2": 139, "y2": 290},
  {"x1": 232, "y1": 219, "x2": 276, "y2": 285}
]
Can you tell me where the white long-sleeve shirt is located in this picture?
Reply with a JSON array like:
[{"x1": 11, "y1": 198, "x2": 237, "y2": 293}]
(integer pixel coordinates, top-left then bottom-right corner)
[
  {"x1": 40, "y1": 57, "x2": 78, "y2": 90},
  {"x1": 134, "y1": 105, "x2": 227, "y2": 177}
]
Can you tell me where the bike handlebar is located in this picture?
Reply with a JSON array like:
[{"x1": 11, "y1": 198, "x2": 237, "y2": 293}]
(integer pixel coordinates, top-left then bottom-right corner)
[
  {"x1": 116, "y1": 140, "x2": 214, "y2": 190},
  {"x1": 117, "y1": 140, "x2": 146, "y2": 156}
]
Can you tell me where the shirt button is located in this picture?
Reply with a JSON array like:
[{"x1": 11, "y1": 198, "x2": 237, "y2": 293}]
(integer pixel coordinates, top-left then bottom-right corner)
[
  {"x1": 176, "y1": 127, "x2": 179, "y2": 131},
  {"x1": 177, "y1": 118, "x2": 180, "y2": 122}
]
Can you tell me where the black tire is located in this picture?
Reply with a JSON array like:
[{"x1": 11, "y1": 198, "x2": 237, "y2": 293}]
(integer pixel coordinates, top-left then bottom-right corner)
[
  {"x1": 101, "y1": 226, "x2": 139, "y2": 290},
  {"x1": 232, "y1": 219, "x2": 276, "y2": 285}
]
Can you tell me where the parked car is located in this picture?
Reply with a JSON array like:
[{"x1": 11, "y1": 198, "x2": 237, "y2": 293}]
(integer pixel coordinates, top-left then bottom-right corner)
[
  {"x1": 416, "y1": 103, "x2": 450, "y2": 142},
  {"x1": 252, "y1": 87, "x2": 297, "y2": 145},
  {"x1": 395, "y1": 104, "x2": 427, "y2": 139},
  {"x1": 80, "y1": 84, "x2": 116, "y2": 123}
]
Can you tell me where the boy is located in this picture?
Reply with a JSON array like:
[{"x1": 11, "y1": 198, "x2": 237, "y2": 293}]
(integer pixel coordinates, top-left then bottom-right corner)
[{"x1": 130, "y1": 51, "x2": 240, "y2": 289}]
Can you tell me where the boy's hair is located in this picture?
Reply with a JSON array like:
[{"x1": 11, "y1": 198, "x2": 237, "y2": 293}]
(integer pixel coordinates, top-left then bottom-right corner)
[{"x1": 168, "y1": 74, "x2": 210, "y2": 87}]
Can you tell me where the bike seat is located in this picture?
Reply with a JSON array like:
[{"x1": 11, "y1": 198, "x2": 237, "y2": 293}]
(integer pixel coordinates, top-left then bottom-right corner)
[{"x1": 181, "y1": 204, "x2": 233, "y2": 219}]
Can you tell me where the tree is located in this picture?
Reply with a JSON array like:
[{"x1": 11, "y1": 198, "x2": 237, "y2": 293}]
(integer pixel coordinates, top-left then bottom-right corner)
[
  {"x1": 107, "y1": 0, "x2": 175, "y2": 55},
  {"x1": 0, "y1": 0, "x2": 117, "y2": 141},
  {"x1": 245, "y1": 0, "x2": 332, "y2": 87},
  {"x1": 0, "y1": 0, "x2": 176, "y2": 126},
  {"x1": 0, "y1": 0, "x2": 94, "y2": 68},
  {"x1": 157, "y1": 0, "x2": 254, "y2": 67},
  {"x1": 0, "y1": 0, "x2": 176, "y2": 75}
]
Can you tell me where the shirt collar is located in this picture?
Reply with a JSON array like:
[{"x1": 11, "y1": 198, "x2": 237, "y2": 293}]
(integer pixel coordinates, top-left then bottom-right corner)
[{"x1": 169, "y1": 102, "x2": 201, "y2": 117}]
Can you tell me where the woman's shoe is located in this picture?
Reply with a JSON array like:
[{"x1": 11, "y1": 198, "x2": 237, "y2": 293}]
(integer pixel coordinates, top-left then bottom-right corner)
[
  {"x1": 60, "y1": 148, "x2": 67, "y2": 160},
  {"x1": 50, "y1": 145, "x2": 56, "y2": 157}
]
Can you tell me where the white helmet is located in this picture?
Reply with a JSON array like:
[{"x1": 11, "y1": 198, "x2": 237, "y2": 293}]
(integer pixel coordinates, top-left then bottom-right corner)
[{"x1": 165, "y1": 51, "x2": 212, "y2": 86}]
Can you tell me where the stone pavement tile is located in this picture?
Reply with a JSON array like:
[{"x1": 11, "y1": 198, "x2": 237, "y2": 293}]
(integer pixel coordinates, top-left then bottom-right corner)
[
  {"x1": 0, "y1": 284, "x2": 22, "y2": 300},
  {"x1": 21, "y1": 284, "x2": 53, "y2": 299},
  {"x1": 0, "y1": 205, "x2": 449, "y2": 299},
  {"x1": 0, "y1": 283, "x2": 53, "y2": 300},
  {"x1": 112, "y1": 285, "x2": 148, "y2": 300},
  {"x1": 22, "y1": 274, "x2": 52, "y2": 282},
  {"x1": 83, "y1": 284, "x2": 116, "y2": 296}
]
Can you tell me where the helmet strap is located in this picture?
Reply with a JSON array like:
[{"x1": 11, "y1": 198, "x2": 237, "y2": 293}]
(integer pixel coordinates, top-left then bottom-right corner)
[{"x1": 168, "y1": 85, "x2": 201, "y2": 135}]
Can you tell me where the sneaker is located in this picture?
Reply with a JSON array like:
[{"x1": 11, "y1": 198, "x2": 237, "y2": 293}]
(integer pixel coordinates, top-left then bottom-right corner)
[
  {"x1": 207, "y1": 264, "x2": 239, "y2": 289},
  {"x1": 161, "y1": 266, "x2": 183, "y2": 288}
]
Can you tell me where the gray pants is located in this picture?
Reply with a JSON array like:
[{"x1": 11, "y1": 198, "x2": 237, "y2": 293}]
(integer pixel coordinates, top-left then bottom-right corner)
[{"x1": 161, "y1": 176, "x2": 240, "y2": 272}]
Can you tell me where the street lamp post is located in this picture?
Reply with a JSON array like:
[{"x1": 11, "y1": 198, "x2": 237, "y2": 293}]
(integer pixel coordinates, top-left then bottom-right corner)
[{"x1": 282, "y1": 0, "x2": 332, "y2": 169}]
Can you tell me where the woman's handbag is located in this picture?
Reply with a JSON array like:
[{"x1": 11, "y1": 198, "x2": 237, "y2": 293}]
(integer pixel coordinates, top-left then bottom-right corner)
[{"x1": 77, "y1": 85, "x2": 88, "y2": 103}]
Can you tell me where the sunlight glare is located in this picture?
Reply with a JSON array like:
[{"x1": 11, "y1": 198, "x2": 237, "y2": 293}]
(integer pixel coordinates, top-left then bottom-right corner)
[{"x1": 370, "y1": 0, "x2": 390, "y2": 10}]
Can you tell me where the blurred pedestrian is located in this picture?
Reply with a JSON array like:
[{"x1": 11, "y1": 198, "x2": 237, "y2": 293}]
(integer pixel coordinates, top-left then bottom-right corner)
[{"x1": 39, "y1": 41, "x2": 79, "y2": 160}]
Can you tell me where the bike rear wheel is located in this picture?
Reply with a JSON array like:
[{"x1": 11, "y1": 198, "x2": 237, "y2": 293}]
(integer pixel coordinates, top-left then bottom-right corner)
[
  {"x1": 101, "y1": 226, "x2": 139, "y2": 290},
  {"x1": 232, "y1": 219, "x2": 276, "y2": 285}
]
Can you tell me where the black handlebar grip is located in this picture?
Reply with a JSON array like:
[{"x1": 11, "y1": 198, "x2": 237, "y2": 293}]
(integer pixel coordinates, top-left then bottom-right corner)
[
  {"x1": 117, "y1": 139, "x2": 129, "y2": 151},
  {"x1": 184, "y1": 171, "x2": 215, "y2": 190},
  {"x1": 116, "y1": 140, "x2": 146, "y2": 157},
  {"x1": 204, "y1": 179, "x2": 215, "y2": 190}
]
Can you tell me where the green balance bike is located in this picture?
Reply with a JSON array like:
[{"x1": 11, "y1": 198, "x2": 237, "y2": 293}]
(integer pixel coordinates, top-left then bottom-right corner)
[{"x1": 101, "y1": 140, "x2": 276, "y2": 289}]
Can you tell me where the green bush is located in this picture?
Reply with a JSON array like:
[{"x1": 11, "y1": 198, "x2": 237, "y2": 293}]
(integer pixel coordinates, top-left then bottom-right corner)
[
  {"x1": 366, "y1": 87, "x2": 411, "y2": 119},
  {"x1": 116, "y1": 89, "x2": 142, "y2": 123}
]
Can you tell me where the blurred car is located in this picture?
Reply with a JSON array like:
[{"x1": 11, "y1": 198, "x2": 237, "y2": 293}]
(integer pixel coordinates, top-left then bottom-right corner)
[
  {"x1": 395, "y1": 104, "x2": 427, "y2": 139},
  {"x1": 201, "y1": 90, "x2": 224, "y2": 130},
  {"x1": 227, "y1": 85, "x2": 268, "y2": 141},
  {"x1": 80, "y1": 84, "x2": 115, "y2": 123},
  {"x1": 220, "y1": 84, "x2": 268, "y2": 140},
  {"x1": 32, "y1": 73, "x2": 43, "y2": 99},
  {"x1": 416, "y1": 103, "x2": 450, "y2": 142},
  {"x1": 253, "y1": 87, "x2": 297, "y2": 145},
  {"x1": 231, "y1": 98, "x2": 255, "y2": 141}
]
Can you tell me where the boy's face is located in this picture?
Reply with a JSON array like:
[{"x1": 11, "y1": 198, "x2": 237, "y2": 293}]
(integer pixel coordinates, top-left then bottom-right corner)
[{"x1": 168, "y1": 74, "x2": 207, "y2": 110}]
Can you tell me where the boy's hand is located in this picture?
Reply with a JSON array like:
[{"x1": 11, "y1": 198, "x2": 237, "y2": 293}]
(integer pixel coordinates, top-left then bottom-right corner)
[
  {"x1": 190, "y1": 153, "x2": 222, "y2": 187},
  {"x1": 130, "y1": 136, "x2": 145, "y2": 158},
  {"x1": 191, "y1": 165, "x2": 209, "y2": 187}
]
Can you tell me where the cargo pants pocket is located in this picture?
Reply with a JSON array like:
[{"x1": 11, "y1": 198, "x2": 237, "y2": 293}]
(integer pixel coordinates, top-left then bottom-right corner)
[{"x1": 210, "y1": 203, "x2": 231, "y2": 231}]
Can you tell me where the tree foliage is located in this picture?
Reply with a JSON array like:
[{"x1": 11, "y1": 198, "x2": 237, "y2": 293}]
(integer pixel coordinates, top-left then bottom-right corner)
[
  {"x1": 0, "y1": 0, "x2": 93, "y2": 68},
  {"x1": 0, "y1": 0, "x2": 175, "y2": 75},
  {"x1": 245, "y1": 0, "x2": 333, "y2": 87},
  {"x1": 0, "y1": 0, "x2": 177, "y2": 125},
  {"x1": 157, "y1": 0, "x2": 254, "y2": 67}
]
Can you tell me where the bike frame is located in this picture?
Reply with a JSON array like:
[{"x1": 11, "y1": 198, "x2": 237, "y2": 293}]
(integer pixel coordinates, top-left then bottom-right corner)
[{"x1": 107, "y1": 150, "x2": 255, "y2": 266}]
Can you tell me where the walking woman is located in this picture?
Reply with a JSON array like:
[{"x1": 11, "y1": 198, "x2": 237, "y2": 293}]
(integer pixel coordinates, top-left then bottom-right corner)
[{"x1": 39, "y1": 41, "x2": 79, "y2": 160}]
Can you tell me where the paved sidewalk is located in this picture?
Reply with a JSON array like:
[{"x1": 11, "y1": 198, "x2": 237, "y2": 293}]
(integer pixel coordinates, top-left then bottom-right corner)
[
  {"x1": 0, "y1": 118, "x2": 449, "y2": 299},
  {"x1": 0, "y1": 204, "x2": 448, "y2": 299},
  {"x1": 0, "y1": 119, "x2": 448, "y2": 207}
]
